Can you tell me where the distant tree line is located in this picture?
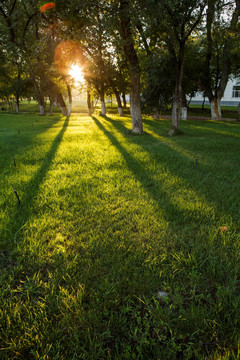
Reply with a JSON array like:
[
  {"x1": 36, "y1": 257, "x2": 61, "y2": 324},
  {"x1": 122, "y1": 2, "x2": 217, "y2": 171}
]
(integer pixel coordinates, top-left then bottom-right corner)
[{"x1": 0, "y1": 0, "x2": 239, "y2": 134}]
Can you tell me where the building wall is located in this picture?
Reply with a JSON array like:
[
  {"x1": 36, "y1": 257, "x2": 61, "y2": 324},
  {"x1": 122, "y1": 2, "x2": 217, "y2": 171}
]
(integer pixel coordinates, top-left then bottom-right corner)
[{"x1": 188, "y1": 77, "x2": 240, "y2": 106}]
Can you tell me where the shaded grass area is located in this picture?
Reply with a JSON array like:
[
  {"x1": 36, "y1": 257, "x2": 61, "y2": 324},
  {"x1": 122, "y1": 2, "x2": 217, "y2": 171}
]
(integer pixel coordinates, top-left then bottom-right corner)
[
  {"x1": 188, "y1": 105, "x2": 238, "y2": 119},
  {"x1": 0, "y1": 113, "x2": 240, "y2": 359}
]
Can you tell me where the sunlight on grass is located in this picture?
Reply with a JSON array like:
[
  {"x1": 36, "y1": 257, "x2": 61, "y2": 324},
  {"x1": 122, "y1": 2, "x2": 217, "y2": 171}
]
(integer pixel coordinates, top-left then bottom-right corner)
[
  {"x1": 99, "y1": 117, "x2": 216, "y2": 224},
  {"x1": 1, "y1": 113, "x2": 240, "y2": 359}
]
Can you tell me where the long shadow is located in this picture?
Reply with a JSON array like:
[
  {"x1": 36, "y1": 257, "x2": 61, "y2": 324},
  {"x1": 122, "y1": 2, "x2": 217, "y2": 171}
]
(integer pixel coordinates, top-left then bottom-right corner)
[
  {"x1": 96, "y1": 115, "x2": 240, "y2": 223},
  {"x1": 21, "y1": 116, "x2": 69, "y2": 206},
  {"x1": 1, "y1": 116, "x2": 69, "y2": 255},
  {"x1": 185, "y1": 122, "x2": 240, "y2": 139},
  {"x1": 0, "y1": 115, "x2": 62, "y2": 175},
  {"x1": 92, "y1": 116, "x2": 213, "y2": 232}
]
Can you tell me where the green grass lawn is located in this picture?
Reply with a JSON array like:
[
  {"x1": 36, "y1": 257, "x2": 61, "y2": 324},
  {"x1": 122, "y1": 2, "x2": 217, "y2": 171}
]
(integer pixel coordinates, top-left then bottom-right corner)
[
  {"x1": 2, "y1": 99, "x2": 238, "y2": 119},
  {"x1": 187, "y1": 105, "x2": 238, "y2": 119},
  {"x1": 0, "y1": 112, "x2": 240, "y2": 359},
  {"x1": 162, "y1": 104, "x2": 238, "y2": 119}
]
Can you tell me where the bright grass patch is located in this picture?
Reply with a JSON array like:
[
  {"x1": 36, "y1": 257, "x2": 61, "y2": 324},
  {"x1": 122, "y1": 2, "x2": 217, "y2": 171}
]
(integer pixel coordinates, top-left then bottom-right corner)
[{"x1": 0, "y1": 113, "x2": 240, "y2": 359}]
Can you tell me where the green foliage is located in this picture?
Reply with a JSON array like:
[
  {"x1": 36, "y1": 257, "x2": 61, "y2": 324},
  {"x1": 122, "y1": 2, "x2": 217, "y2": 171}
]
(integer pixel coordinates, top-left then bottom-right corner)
[
  {"x1": 141, "y1": 51, "x2": 173, "y2": 114},
  {"x1": 0, "y1": 112, "x2": 240, "y2": 359}
]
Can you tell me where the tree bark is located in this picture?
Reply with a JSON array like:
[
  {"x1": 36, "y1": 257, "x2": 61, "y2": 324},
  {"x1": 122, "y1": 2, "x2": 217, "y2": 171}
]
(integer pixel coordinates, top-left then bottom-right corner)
[
  {"x1": 153, "y1": 109, "x2": 161, "y2": 119},
  {"x1": 87, "y1": 91, "x2": 92, "y2": 116},
  {"x1": 49, "y1": 97, "x2": 53, "y2": 115},
  {"x1": 15, "y1": 95, "x2": 20, "y2": 113},
  {"x1": 57, "y1": 92, "x2": 68, "y2": 116},
  {"x1": 122, "y1": 92, "x2": 127, "y2": 109},
  {"x1": 109, "y1": 79, "x2": 124, "y2": 116},
  {"x1": 87, "y1": 81, "x2": 92, "y2": 116},
  {"x1": 169, "y1": 45, "x2": 184, "y2": 135},
  {"x1": 67, "y1": 84, "x2": 72, "y2": 116},
  {"x1": 99, "y1": 80, "x2": 106, "y2": 116},
  {"x1": 130, "y1": 69, "x2": 143, "y2": 133},
  {"x1": 118, "y1": 106, "x2": 124, "y2": 117},
  {"x1": 34, "y1": 80, "x2": 45, "y2": 116},
  {"x1": 47, "y1": 79, "x2": 68, "y2": 116},
  {"x1": 119, "y1": 0, "x2": 143, "y2": 134},
  {"x1": 210, "y1": 97, "x2": 222, "y2": 120}
]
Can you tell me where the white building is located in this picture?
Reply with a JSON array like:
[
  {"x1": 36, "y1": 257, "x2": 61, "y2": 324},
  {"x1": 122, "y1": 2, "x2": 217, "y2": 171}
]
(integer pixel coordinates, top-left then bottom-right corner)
[{"x1": 189, "y1": 77, "x2": 240, "y2": 106}]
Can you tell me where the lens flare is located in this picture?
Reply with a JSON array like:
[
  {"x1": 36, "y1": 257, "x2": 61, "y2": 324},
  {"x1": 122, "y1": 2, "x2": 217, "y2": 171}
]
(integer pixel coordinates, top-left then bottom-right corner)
[
  {"x1": 40, "y1": 2, "x2": 55, "y2": 13},
  {"x1": 54, "y1": 41, "x2": 85, "y2": 76},
  {"x1": 69, "y1": 64, "x2": 84, "y2": 83}
]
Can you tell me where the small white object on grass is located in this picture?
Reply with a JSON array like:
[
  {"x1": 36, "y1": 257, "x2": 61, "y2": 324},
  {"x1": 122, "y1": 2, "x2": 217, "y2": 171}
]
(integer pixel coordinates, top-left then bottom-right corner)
[{"x1": 157, "y1": 291, "x2": 168, "y2": 300}]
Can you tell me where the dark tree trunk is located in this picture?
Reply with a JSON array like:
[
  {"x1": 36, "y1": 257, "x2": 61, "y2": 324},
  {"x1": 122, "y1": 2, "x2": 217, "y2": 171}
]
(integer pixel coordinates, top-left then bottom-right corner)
[
  {"x1": 87, "y1": 92, "x2": 92, "y2": 116},
  {"x1": 99, "y1": 80, "x2": 106, "y2": 116},
  {"x1": 109, "y1": 79, "x2": 124, "y2": 116},
  {"x1": 122, "y1": 92, "x2": 127, "y2": 109},
  {"x1": 119, "y1": 0, "x2": 143, "y2": 134},
  {"x1": 86, "y1": 81, "x2": 92, "y2": 116},
  {"x1": 67, "y1": 84, "x2": 72, "y2": 116},
  {"x1": 15, "y1": 95, "x2": 20, "y2": 113},
  {"x1": 34, "y1": 80, "x2": 45, "y2": 116},
  {"x1": 56, "y1": 92, "x2": 68, "y2": 116},
  {"x1": 169, "y1": 44, "x2": 184, "y2": 135},
  {"x1": 115, "y1": 91, "x2": 124, "y2": 116},
  {"x1": 153, "y1": 109, "x2": 161, "y2": 119},
  {"x1": 49, "y1": 97, "x2": 53, "y2": 115},
  {"x1": 47, "y1": 80, "x2": 68, "y2": 116}
]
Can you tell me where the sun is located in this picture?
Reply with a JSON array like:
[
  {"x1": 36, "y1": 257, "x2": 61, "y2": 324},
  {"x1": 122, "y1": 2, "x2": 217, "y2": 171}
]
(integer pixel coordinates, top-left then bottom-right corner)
[{"x1": 68, "y1": 64, "x2": 84, "y2": 83}]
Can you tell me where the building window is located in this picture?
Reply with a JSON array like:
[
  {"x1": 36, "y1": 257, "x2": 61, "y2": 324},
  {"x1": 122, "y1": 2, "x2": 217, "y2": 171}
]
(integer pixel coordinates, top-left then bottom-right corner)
[{"x1": 232, "y1": 86, "x2": 240, "y2": 98}]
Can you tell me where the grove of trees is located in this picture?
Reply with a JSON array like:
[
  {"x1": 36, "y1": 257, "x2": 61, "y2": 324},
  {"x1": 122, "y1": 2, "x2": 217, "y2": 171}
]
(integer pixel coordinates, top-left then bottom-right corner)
[{"x1": 0, "y1": 0, "x2": 239, "y2": 134}]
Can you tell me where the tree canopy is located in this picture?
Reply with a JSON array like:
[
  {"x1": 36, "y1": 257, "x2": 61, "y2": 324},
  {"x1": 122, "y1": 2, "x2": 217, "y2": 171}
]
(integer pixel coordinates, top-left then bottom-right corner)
[{"x1": 0, "y1": 0, "x2": 239, "y2": 132}]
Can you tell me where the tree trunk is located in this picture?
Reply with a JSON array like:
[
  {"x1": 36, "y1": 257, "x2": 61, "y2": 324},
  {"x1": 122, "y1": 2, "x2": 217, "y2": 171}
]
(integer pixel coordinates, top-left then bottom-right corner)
[
  {"x1": 115, "y1": 90, "x2": 123, "y2": 116},
  {"x1": 47, "y1": 79, "x2": 68, "y2": 116},
  {"x1": 87, "y1": 91, "x2": 92, "y2": 116},
  {"x1": 122, "y1": 92, "x2": 127, "y2": 109},
  {"x1": 120, "y1": 0, "x2": 143, "y2": 134},
  {"x1": 87, "y1": 82, "x2": 92, "y2": 116},
  {"x1": 109, "y1": 79, "x2": 124, "y2": 116},
  {"x1": 57, "y1": 92, "x2": 68, "y2": 116},
  {"x1": 130, "y1": 69, "x2": 143, "y2": 133},
  {"x1": 67, "y1": 84, "x2": 72, "y2": 116},
  {"x1": 118, "y1": 106, "x2": 124, "y2": 117},
  {"x1": 16, "y1": 95, "x2": 20, "y2": 113},
  {"x1": 49, "y1": 97, "x2": 53, "y2": 116},
  {"x1": 34, "y1": 81, "x2": 45, "y2": 116},
  {"x1": 153, "y1": 109, "x2": 161, "y2": 119},
  {"x1": 181, "y1": 107, "x2": 187, "y2": 120},
  {"x1": 39, "y1": 105, "x2": 45, "y2": 116},
  {"x1": 169, "y1": 45, "x2": 184, "y2": 135},
  {"x1": 200, "y1": 0, "x2": 240, "y2": 120},
  {"x1": 99, "y1": 81, "x2": 106, "y2": 116},
  {"x1": 97, "y1": 80, "x2": 106, "y2": 116},
  {"x1": 101, "y1": 101, "x2": 106, "y2": 116},
  {"x1": 210, "y1": 97, "x2": 222, "y2": 120}
]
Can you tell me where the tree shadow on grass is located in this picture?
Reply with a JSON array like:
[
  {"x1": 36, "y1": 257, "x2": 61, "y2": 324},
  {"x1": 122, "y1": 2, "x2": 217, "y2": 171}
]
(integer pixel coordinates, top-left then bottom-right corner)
[
  {"x1": 0, "y1": 115, "x2": 238, "y2": 360},
  {"x1": 92, "y1": 116, "x2": 213, "y2": 232},
  {"x1": 1, "y1": 116, "x2": 69, "y2": 260},
  {"x1": 0, "y1": 115, "x2": 63, "y2": 175},
  {"x1": 99, "y1": 115, "x2": 240, "y2": 223}
]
